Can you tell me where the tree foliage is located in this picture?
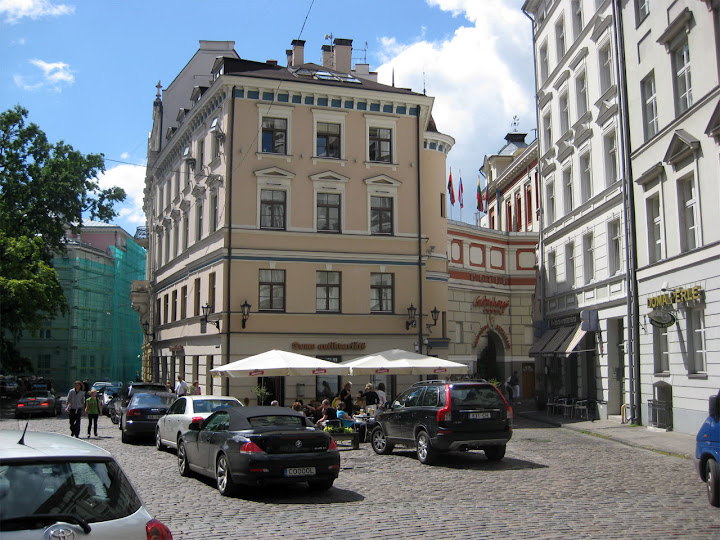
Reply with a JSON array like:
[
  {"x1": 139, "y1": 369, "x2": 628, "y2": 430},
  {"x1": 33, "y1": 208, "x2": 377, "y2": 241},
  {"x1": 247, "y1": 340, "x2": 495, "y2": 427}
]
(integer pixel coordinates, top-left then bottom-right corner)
[{"x1": 0, "y1": 105, "x2": 126, "y2": 373}]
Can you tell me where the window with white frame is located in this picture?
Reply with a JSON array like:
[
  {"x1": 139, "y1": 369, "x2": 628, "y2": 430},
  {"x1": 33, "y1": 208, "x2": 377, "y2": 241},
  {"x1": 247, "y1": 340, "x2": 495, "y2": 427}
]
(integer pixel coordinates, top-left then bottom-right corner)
[
  {"x1": 370, "y1": 273, "x2": 393, "y2": 313},
  {"x1": 174, "y1": 171, "x2": 180, "y2": 200},
  {"x1": 583, "y1": 231, "x2": 594, "y2": 284},
  {"x1": 608, "y1": 219, "x2": 622, "y2": 276},
  {"x1": 368, "y1": 127, "x2": 392, "y2": 163},
  {"x1": 687, "y1": 307, "x2": 706, "y2": 373},
  {"x1": 548, "y1": 250, "x2": 557, "y2": 291},
  {"x1": 560, "y1": 91, "x2": 570, "y2": 134},
  {"x1": 173, "y1": 221, "x2": 179, "y2": 257},
  {"x1": 563, "y1": 166, "x2": 573, "y2": 214},
  {"x1": 259, "y1": 269, "x2": 285, "y2": 311},
  {"x1": 260, "y1": 189, "x2": 287, "y2": 230},
  {"x1": 165, "y1": 180, "x2": 171, "y2": 208},
  {"x1": 542, "y1": 110, "x2": 553, "y2": 153},
  {"x1": 672, "y1": 37, "x2": 693, "y2": 114},
  {"x1": 197, "y1": 139, "x2": 205, "y2": 171},
  {"x1": 565, "y1": 241, "x2": 575, "y2": 286},
  {"x1": 572, "y1": 0, "x2": 583, "y2": 40},
  {"x1": 209, "y1": 190, "x2": 218, "y2": 233},
  {"x1": 316, "y1": 122, "x2": 341, "y2": 158},
  {"x1": 184, "y1": 162, "x2": 191, "y2": 188},
  {"x1": 604, "y1": 131, "x2": 618, "y2": 187},
  {"x1": 316, "y1": 271, "x2": 341, "y2": 312},
  {"x1": 540, "y1": 42, "x2": 549, "y2": 84},
  {"x1": 156, "y1": 232, "x2": 162, "y2": 268},
  {"x1": 164, "y1": 228, "x2": 170, "y2": 264},
  {"x1": 678, "y1": 175, "x2": 698, "y2": 252},
  {"x1": 317, "y1": 192, "x2": 341, "y2": 232},
  {"x1": 653, "y1": 324, "x2": 669, "y2": 373},
  {"x1": 212, "y1": 128, "x2": 221, "y2": 160},
  {"x1": 647, "y1": 195, "x2": 662, "y2": 263},
  {"x1": 261, "y1": 117, "x2": 288, "y2": 154},
  {"x1": 635, "y1": 0, "x2": 649, "y2": 24},
  {"x1": 576, "y1": 71, "x2": 588, "y2": 117},
  {"x1": 641, "y1": 73, "x2": 658, "y2": 140},
  {"x1": 195, "y1": 199, "x2": 204, "y2": 242},
  {"x1": 580, "y1": 151, "x2": 592, "y2": 203},
  {"x1": 370, "y1": 196, "x2": 393, "y2": 235},
  {"x1": 555, "y1": 16, "x2": 566, "y2": 60},
  {"x1": 545, "y1": 178, "x2": 556, "y2": 224},
  {"x1": 157, "y1": 185, "x2": 163, "y2": 215},
  {"x1": 599, "y1": 43, "x2": 613, "y2": 94},
  {"x1": 183, "y1": 213, "x2": 189, "y2": 251}
]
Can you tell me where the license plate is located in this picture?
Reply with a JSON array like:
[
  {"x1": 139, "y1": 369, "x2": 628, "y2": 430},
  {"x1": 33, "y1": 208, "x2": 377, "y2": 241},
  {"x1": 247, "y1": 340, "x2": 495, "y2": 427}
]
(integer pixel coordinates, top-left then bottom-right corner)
[
  {"x1": 147, "y1": 414, "x2": 161, "y2": 420},
  {"x1": 469, "y1": 412, "x2": 491, "y2": 419},
  {"x1": 284, "y1": 467, "x2": 316, "y2": 477}
]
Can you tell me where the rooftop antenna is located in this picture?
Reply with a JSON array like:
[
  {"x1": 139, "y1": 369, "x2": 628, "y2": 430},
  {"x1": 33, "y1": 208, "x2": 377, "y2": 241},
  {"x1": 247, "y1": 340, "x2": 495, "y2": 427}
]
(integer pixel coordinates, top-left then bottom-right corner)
[
  {"x1": 511, "y1": 115, "x2": 520, "y2": 132},
  {"x1": 392, "y1": 67, "x2": 395, "y2": 87},
  {"x1": 155, "y1": 81, "x2": 162, "y2": 99},
  {"x1": 423, "y1": 68, "x2": 426, "y2": 96},
  {"x1": 352, "y1": 41, "x2": 368, "y2": 65}
]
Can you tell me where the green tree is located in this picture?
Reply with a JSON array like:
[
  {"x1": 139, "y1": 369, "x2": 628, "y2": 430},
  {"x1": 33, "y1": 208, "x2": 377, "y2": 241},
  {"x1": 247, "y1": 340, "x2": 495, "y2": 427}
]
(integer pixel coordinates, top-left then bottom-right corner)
[{"x1": 0, "y1": 106, "x2": 126, "y2": 373}]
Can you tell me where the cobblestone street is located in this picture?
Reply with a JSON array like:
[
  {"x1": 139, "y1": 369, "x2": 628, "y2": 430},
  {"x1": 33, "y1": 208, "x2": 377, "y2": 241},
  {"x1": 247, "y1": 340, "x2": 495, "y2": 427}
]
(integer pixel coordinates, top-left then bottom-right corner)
[{"x1": 2, "y1": 413, "x2": 718, "y2": 539}]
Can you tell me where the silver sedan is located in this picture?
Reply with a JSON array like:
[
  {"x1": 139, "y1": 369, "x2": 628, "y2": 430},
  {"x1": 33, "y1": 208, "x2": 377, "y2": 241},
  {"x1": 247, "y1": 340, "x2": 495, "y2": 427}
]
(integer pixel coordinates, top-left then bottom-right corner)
[{"x1": 155, "y1": 395, "x2": 242, "y2": 451}]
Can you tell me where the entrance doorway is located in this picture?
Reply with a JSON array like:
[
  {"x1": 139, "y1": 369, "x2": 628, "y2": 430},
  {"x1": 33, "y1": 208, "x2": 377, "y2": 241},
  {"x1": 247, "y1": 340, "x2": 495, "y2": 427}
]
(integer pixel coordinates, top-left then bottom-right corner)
[
  {"x1": 476, "y1": 331, "x2": 505, "y2": 381},
  {"x1": 521, "y1": 363, "x2": 535, "y2": 399}
]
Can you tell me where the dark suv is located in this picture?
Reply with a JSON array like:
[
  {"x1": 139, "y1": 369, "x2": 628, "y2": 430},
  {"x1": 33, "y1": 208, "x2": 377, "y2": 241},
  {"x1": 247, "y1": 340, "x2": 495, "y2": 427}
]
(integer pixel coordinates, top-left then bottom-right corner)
[{"x1": 370, "y1": 380, "x2": 513, "y2": 464}]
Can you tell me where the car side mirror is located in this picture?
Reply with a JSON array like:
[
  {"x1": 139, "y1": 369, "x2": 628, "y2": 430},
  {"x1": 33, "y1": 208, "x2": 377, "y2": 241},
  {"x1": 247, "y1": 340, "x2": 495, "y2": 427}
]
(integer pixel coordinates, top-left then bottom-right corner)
[
  {"x1": 710, "y1": 395, "x2": 720, "y2": 419},
  {"x1": 189, "y1": 421, "x2": 202, "y2": 431}
]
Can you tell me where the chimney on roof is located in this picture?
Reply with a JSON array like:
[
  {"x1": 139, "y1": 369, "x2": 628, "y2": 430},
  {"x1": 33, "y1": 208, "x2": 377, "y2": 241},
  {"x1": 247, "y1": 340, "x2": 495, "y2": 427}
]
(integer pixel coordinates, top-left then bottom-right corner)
[
  {"x1": 504, "y1": 132, "x2": 528, "y2": 145},
  {"x1": 291, "y1": 39, "x2": 305, "y2": 66},
  {"x1": 321, "y1": 44, "x2": 333, "y2": 69},
  {"x1": 333, "y1": 38, "x2": 352, "y2": 73},
  {"x1": 286, "y1": 49, "x2": 292, "y2": 66},
  {"x1": 267, "y1": 59, "x2": 278, "y2": 67}
]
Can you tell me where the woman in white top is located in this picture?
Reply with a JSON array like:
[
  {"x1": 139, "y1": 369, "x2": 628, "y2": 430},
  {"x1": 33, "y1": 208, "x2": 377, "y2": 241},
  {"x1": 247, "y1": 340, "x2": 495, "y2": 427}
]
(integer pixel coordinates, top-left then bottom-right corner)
[{"x1": 375, "y1": 382, "x2": 387, "y2": 407}]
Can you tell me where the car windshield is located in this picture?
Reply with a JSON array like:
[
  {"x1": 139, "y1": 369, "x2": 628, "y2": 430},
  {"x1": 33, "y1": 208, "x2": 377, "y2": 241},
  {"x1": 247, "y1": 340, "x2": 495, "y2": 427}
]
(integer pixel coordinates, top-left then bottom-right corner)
[
  {"x1": 22, "y1": 391, "x2": 50, "y2": 399},
  {"x1": 0, "y1": 459, "x2": 142, "y2": 527},
  {"x1": 247, "y1": 415, "x2": 305, "y2": 428},
  {"x1": 130, "y1": 394, "x2": 176, "y2": 408},
  {"x1": 192, "y1": 399, "x2": 241, "y2": 413},
  {"x1": 451, "y1": 386, "x2": 505, "y2": 409}
]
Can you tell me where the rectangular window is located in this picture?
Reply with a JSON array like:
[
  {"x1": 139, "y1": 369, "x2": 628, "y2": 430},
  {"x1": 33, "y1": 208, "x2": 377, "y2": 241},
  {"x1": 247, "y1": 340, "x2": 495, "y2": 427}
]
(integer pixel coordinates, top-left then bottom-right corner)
[
  {"x1": 604, "y1": 131, "x2": 618, "y2": 187},
  {"x1": 209, "y1": 272, "x2": 216, "y2": 312},
  {"x1": 688, "y1": 308, "x2": 706, "y2": 373},
  {"x1": 210, "y1": 191, "x2": 218, "y2": 233},
  {"x1": 163, "y1": 294, "x2": 169, "y2": 324},
  {"x1": 194, "y1": 278, "x2": 201, "y2": 317},
  {"x1": 157, "y1": 185, "x2": 163, "y2": 215},
  {"x1": 641, "y1": 73, "x2": 658, "y2": 140},
  {"x1": 576, "y1": 72, "x2": 588, "y2": 117},
  {"x1": 505, "y1": 200, "x2": 513, "y2": 232},
  {"x1": 608, "y1": 219, "x2": 622, "y2": 275},
  {"x1": 515, "y1": 194, "x2": 522, "y2": 232},
  {"x1": 171, "y1": 290, "x2": 177, "y2": 322},
  {"x1": 539, "y1": 43, "x2": 549, "y2": 83},
  {"x1": 259, "y1": 269, "x2": 285, "y2": 311},
  {"x1": 370, "y1": 196, "x2": 393, "y2": 235},
  {"x1": 583, "y1": 232, "x2": 594, "y2": 284},
  {"x1": 542, "y1": 111, "x2": 552, "y2": 153},
  {"x1": 525, "y1": 184, "x2": 533, "y2": 227},
  {"x1": 174, "y1": 172, "x2": 180, "y2": 200},
  {"x1": 678, "y1": 176, "x2": 698, "y2": 252},
  {"x1": 165, "y1": 181, "x2": 170, "y2": 208},
  {"x1": 635, "y1": 0, "x2": 649, "y2": 24},
  {"x1": 196, "y1": 199, "x2": 204, "y2": 242},
  {"x1": 316, "y1": 122, "x2": 341, "y2": 158},
  {"x1": 565, "y1": 241, "x2": 575, "y2": 286},
  {"x1": 672, "y1": 39, "x2": 693, "y2": 114},
  {"x1": 545, "y1": 179, "x2": 556, "y2": 223},
  {"x1": 183, "y1": 213, "x2": 189, "y2": 251},
  {"x1": 572, "y1": 0, "x2": 583, "y2": 40},
  {"x1": 369, "y1": 127, "x2": 392, "y2": 162},
  {"x1": 316, "y1": 271, "x2": 341, "y2": 312},
  {"x1": 317, "y1": 193, "x2": 341, "y2": 232},
  {"x1": 647, "y1": 195, "x2": 662, "y2": 263},
  {"x1": 599, "y1": 43, "x2": 613, "y2": 93},
  {"x1": 164, "y1": 228, "x2": 170, "y2": 264},
  {"x1": 653, "y1": 324, "x2": 669, "y2": 373},
  {"x1": 197, "y1": 139, "x2": 205, "y2": 170},
  {"x1": 580, "y1": 152, "x2": 592, "y2": 203},
  {"x1": 548, "y1": 250, "x2": 557, "y2": 291},
  {"x1": 260, "y1": 189, "x2": 286, "y2": 230},
  {"x1": 261, "y1": 117, "x2": 287, "y2": 154},
  {"x1": 563, "y1": 167, "x2": 573, "y2": 214},
  {"x1": 560, "y1": 91, "x2": 570, "y2": 134},
  {"x1": 184, "y1": 163, "x2": 191, "y2": 188},
  {"x1": 555, "y1": 17, "x2": 566, "y2": 60},
  {"x1": 441, "y1": 193, "x2": 446, "y2": 218},
  {"x1": 212, "y1": 132, "x2": 221, "y2": 160},
  {"x1": 489, "y1": 207, "x2": 496, "y2": 229},
  {"x1": 173, "y1": 222, "x2": 179, "y2": 257},
  {"x1": 370, "y1": 273, "x2": 393, "y2": 312},
  {"x1": 181, "y1": 286, "x2": 187, "y2": 319}
]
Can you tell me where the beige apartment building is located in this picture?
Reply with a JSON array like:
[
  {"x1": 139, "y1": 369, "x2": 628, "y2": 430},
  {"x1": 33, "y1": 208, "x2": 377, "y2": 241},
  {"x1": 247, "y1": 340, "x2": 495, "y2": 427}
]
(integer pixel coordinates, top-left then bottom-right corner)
[{"x1": 133, "y1": 39, "x2": 454, "y2": 404}]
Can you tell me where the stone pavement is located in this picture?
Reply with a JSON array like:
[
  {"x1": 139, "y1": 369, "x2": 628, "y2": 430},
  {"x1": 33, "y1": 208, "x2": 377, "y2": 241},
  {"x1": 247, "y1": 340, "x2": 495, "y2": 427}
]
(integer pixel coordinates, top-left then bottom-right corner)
[{"x1": 514, "y1": 401, "x2": 696, "y2": 459}]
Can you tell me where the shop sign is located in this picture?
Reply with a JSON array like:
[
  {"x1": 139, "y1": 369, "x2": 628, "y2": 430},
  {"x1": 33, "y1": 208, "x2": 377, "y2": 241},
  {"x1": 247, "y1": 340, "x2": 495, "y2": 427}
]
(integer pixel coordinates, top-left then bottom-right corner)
[
  {"x1": 169, "y1": 344, "x2": 184, "y2": 352},
  {"x1": 473, "y1": 296, "x2": 510, "y2": 314},
  {"x1": 291, "y1": 342, "x2": 366, "y2": 351},
  {"x1": 647, "y1": 286, "x2": 702, "y2": 308},
  {"x1": 647, "y1": 310, "x2": 677, "y2": 328},
  {"x1": 548, "y1": 314, "x2": 580, "y2": 329}
]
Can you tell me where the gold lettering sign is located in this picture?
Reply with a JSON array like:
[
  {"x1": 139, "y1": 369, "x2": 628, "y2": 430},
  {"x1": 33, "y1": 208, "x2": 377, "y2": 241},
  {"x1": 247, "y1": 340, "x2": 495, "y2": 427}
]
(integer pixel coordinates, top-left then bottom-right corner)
[{"x1": 647, "y1": 286, "x2": 702, "y2": 308}]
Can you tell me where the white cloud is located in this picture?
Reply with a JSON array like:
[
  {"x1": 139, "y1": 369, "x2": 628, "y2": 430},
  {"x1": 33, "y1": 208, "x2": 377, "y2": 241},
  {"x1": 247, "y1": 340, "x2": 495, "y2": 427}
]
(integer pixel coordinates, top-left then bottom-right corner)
[
  {"x1": 0, "y1": 0, "x2": 74, "y2": 24},
  {"x1": 13, "y1": 58, "x2": 74, "y2": 92},
  {"x1": 120, "y1": 152, "x2": 130, "y2": 160},
  {"x1": 97, "y1": 163, "x2": 147, "y2": 233},
  {"x1": 375, "y1": 0, "x2": 535, "y2": 220}
]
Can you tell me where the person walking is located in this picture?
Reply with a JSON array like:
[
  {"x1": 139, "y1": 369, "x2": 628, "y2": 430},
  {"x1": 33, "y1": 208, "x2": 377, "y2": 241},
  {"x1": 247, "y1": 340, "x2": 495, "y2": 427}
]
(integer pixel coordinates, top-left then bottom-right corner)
[
  {"x1": 191, "y1": 381, "x2": 201, "y2": 395},
  {"x1": 175, "y1": 375, "x2": 188, "y2": 397},
  {"x1": 66, "y1": 381, "x2": 86, "y2": 438},
  {"x1": 85, "y1": 389, "x2": 100, "y2": 438}
]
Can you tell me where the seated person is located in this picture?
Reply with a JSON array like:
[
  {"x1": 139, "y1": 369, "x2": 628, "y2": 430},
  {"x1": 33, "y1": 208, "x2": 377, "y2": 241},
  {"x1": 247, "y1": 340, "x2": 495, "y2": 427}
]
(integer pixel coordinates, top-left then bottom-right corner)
[
  {"x1": 315, "y1": 399, "x2": 337, "y2": 428},
  {"x1": 336, "y1": 403, "x2": 355, "y2": 428},
  {"x1": 362, "y1": 383, "x2": 379, "y2": 406},
  {"x1": 353, "y1": 391, "x2": 366, "y2": 414}
]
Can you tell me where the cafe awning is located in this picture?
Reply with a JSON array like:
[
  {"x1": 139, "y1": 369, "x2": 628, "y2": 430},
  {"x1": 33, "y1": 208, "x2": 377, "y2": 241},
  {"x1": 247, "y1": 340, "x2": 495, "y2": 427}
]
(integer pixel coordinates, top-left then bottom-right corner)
[
  {"x1": 560, "y1": 326, "x2": 587, "y2": 356},
  {"x1": 528, "y1": 328, "x2": 558, "y2": 357},
  {"x1": 529, "y1": 325, "x2": 579, "y2": 357}
]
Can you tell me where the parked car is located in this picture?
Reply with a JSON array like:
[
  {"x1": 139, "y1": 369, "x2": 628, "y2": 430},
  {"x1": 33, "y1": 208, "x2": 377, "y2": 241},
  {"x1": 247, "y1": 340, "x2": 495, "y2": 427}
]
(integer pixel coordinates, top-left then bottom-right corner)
[
  {"x1": 696, "y1": 390, "x2": 720, "y2": 506},
  {"x1": 156, "y1": 395, "x2": 242, "y2": 451},
  {"x1": 177, "y1": 406, "x2": 339, "y2": 495},
  {"x1": 100, "y1": 386, "x2": 122, "y2": 415},
  {"x1": 120, "y1": 392, "x2": 176, "y2": 443},
  {"x1": 15, "y1": 390, "x2": 62, "y2": 418},
  {"x1": 370, "y1": 380, "x2": 513, "y2": 465},
  {"x1": 0, "y1": 429, "x2": 172, "y2": 538},
  {"x1": 111, "y1": 383, "x2": 168, "y2": 425}
]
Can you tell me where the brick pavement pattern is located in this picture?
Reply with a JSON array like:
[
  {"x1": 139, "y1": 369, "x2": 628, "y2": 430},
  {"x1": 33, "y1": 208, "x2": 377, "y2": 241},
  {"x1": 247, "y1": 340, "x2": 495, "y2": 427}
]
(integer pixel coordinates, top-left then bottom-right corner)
[{"x1": 2, "y1": 413, "x2": 718, "y2": 539}]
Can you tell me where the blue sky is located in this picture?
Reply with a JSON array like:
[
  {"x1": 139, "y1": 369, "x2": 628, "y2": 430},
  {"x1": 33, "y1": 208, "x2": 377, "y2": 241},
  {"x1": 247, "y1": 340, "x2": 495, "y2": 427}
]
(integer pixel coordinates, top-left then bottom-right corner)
[{"x1": 1, "y1": 0, "x2": 535, "y2": 234}]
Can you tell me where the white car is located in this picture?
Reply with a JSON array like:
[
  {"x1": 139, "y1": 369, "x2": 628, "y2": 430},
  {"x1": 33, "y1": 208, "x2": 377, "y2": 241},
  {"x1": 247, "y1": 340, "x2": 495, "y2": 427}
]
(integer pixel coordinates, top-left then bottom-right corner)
[
  {"x1": 155, "y1": 395, "x2": 242, "y2": 451},
  {"x1": 0, "y1": 430, "x2": 172, "y2": 539}
]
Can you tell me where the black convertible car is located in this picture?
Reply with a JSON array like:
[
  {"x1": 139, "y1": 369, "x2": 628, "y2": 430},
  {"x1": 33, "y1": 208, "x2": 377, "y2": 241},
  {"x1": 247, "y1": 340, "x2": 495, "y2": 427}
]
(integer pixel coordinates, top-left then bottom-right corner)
[{"x1": 177, "y1": 406, "x2": 340, "y2": 495}]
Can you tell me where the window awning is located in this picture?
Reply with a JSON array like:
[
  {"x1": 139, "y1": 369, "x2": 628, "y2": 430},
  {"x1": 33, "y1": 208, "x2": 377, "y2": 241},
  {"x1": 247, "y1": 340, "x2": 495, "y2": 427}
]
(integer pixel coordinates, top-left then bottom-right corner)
[
  {"x1": 529, "y1": 325, "x2": 579, "y2": 357},
  {"x1": 560, "y1": 326, "x2": 587, "y2": 355},
  {"x1": 528, "y1": 328, "x2": 558, "y2": 357}
]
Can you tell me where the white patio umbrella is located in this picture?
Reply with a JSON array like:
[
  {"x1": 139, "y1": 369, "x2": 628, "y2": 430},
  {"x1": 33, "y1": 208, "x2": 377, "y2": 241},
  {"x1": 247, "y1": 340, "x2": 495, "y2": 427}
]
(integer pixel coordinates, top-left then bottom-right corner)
[
  {"x1": 210, "y1": 349, "x2": 349, "y2": 378},
  {"x1": 340, "y1": 349, "x2": 469, "y2": 376}
]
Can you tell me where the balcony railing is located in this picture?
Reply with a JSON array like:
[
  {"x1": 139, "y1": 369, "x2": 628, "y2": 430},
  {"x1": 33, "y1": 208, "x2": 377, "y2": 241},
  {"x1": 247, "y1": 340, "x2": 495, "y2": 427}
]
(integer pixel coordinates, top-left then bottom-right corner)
[{"x1": 647, "y1": 399, "x2": 673, "y2": 430}]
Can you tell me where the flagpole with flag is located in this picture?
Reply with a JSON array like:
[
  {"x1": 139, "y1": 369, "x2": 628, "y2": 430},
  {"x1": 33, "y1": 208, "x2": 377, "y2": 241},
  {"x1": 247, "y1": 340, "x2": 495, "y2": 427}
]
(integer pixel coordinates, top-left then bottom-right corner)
[
  {"x1": 458, "y1": 171, "x2": 464, "y2": 222},
  {"x1": 447, "y1": 168, "x2": 455, "y2": 220},
  {"x1": 477, "y1": 172, "x2": 483, "y2": 214}
]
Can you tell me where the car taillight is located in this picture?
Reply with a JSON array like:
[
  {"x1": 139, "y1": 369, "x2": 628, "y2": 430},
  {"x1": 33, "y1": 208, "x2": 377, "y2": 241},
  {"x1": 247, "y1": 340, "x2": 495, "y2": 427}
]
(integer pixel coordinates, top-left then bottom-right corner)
[
  {"x1": 240, "y1": 441, "x2": 264, "y2": 453},
  {"x1": 40, "y1": 402, "x2": 49, "y2": 407},
  {"x1": 146, "y1": 518, "x2": 173, "y2": 540},
  {"x1": 437, "y1": 386, "x2": 452, "y2": 422},
  {"x1": 191, "y1": 416, "x2": 204, "y2": 424},
  {"x1": 328, "y1": 439, "x2": 338, "y2": 450},
  {"x1": 17, "y1": 403, "x2": 24, "y2": 408},
  {"x1": 127, "y1": 409, "x2": 142, "y2": 417}
]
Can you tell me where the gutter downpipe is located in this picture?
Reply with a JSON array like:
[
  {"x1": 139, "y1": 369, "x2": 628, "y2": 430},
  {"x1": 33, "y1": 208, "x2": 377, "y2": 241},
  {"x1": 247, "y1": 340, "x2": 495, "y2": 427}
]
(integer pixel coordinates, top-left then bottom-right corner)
[
  {"x1": 224, "y1": 85, "x2": 236, "y2": 397},
  {"x1": 523, "y1": 7, "x2": 546, "y2": 376},
  {"x1": 416, "y1": 109, "x2": 425, "y2": 354},
  {"x1": 612, "y1": 0, "x2": 640, "y2": 424}
]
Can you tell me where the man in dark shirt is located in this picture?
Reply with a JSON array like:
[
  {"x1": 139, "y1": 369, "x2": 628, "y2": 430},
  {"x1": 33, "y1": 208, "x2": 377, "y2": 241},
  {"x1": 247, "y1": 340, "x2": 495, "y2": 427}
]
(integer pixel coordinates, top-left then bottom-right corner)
[{"x1": 315, "y1": 399, "x2": 337, "y2": 428}]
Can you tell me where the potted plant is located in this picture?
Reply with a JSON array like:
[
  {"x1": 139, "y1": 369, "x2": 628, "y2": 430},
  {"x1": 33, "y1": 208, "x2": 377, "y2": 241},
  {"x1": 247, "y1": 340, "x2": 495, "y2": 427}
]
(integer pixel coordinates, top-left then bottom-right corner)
[{"x1": 251, "y1": 384, "x2": 270, "y2": 406}]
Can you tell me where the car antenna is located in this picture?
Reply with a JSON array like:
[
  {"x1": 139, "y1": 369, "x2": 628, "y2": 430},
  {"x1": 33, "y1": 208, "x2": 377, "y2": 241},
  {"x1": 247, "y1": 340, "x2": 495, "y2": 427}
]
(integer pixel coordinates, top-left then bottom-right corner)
[{"x1": 17, "y1": 419, "x2": 30, "y2": 446}]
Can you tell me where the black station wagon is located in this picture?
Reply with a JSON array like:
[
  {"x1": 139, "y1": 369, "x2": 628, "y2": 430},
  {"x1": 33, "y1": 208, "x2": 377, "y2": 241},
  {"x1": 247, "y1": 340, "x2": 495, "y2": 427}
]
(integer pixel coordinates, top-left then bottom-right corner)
[{"x1": 370, "y1": 380, "x2": 513, "y2": 464}]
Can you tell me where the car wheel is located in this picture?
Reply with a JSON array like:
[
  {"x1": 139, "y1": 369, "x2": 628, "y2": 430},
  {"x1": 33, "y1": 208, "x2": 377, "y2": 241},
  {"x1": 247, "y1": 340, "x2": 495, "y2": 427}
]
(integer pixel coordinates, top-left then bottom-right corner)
[
  {"x1": 371, "y1": 427, "x2": 394, "y2": 455},
  {"x1": 121, "y1": 427, "x2": 131, "y2": 444},
  {"x1": 416, "y1": 430, "x2": 437, "y2": 465},
  {"x1": 216, "y1": 453, "x2": 237, "y2": 496},
  {"x1": 484, "y1": 445, "x2": 506, "y2": 461},
  {"x1": 707, "y1": 459, "x2": 720, "y2": 507},
  {"x1": 155, "y1": 427, "x2": 166, "y2": 451},
  {"x1": 308, "y1": 478, "x2": 334, "y2": 491},
  {"x1": 177, "y1": 441, "x2": 192, "y2": 477}
]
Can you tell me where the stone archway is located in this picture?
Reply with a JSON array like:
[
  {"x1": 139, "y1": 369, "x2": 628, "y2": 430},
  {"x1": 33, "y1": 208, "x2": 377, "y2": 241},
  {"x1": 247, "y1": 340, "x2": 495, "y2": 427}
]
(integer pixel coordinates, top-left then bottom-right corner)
[{"x1": 476, "y1": 331, "x2": 505, "y2": 381}]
